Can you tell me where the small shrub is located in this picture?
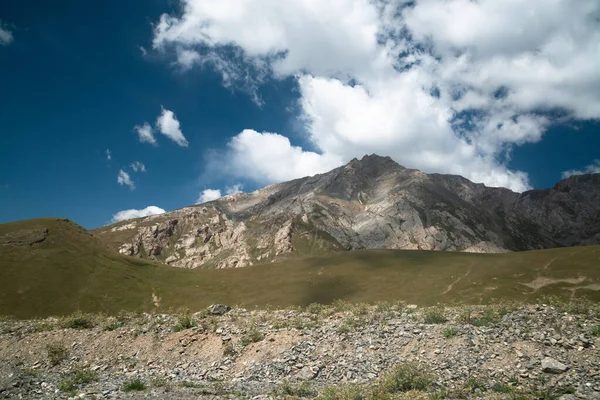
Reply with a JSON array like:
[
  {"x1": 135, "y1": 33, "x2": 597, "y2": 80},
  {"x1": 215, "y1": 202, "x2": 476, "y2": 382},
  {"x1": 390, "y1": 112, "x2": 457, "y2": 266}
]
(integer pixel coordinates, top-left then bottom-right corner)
[
  {"x1": 591, "y1": 325, "x2": 600, "y2": 337},
  {"x1": 123, "y1": 378, "x2": 146, "y2": 392},
  {"x1": 423, "y1": 307, "x2": 448, "y2": 324},
  {"x1": 465, "y1": 377, "x2": 486, "y2": 393},
  {"x1": 306, "y1": 303, "x2": 325, "y2": 315},
  {"x1": 57, "y1": 369, "x2": 98, "y2": 394},
  {"x1": 46, "y1": 342, "x2": 68, "y2": 366},
  {"x1": 277, "y1": 380, "x2": 317, "y2": 397},
  {"x1": 240, "y1": 325, "x2": 264, "y2": 347},
  {"x1": 63, "y1": 312, "x2": 95, "y2": 330},
  {"x1": 378, "y1": 362, "x2": 435, "y2": 393},
  {"x1": 179, "y1": 380, "x2": 205, "y2": 389},
  {"x1": 352, "y1": 303, "x2": 369, "y2": 316},
  {"x1": 248, "y1": 326, "x2": 264, "y2": 342},
  {"x1": 151, "y1": 378, "x2": 171, "y2": 388},
  {"x1": 103, "y1": 317, "x2": 125, "y2": 331},
  {"x1": 443, "y1": 327, "x2": 458, "y2": 338},
  {"x1": 173, "y1": 309, "x2": 195, "y2": 332},
  {"x1": 337, "y1": 323, "x2": 351, "y2": 334},
  {"x1": 317, "y1": 384, "x2": 367, "y2": 400},
  {"x1": 491, "y1": 382, "x2": 514, "y2": 393}
]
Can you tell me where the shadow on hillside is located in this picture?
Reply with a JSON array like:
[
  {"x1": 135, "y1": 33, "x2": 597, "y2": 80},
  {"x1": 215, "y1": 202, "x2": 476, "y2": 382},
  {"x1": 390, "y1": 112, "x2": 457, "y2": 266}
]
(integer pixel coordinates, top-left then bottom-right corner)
[{"x1": 300, "y1": 275, "x2": 358, "y2": 306}]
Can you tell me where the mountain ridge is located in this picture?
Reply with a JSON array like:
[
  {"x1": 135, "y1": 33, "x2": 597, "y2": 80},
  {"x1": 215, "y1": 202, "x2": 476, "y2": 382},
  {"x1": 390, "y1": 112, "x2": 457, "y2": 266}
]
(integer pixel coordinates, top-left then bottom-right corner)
[{"x1": 92, "y1": 154, "x2": 600, "y2": 269}]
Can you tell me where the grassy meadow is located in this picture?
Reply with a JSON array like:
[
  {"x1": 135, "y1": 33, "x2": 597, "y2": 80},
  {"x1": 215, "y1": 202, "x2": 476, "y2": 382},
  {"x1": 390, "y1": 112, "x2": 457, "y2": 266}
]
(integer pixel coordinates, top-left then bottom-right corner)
[{"x1": 1, "y1": 218, "x2": 599, "y2": 318}]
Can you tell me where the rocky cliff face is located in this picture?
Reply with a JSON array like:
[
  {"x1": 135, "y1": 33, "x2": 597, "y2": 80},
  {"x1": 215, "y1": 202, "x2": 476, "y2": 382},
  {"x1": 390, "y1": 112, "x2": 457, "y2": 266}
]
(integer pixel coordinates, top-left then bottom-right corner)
[{"x1": 92, "y1": 155, "x2": 600, "y2": 268}]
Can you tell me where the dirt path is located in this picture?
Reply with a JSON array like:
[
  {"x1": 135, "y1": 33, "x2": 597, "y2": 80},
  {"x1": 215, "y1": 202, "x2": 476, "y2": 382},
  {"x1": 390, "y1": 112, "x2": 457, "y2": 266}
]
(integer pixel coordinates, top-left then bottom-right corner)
[{"x1": 443, "y1": 264, "x2": 472, "y2": 294}]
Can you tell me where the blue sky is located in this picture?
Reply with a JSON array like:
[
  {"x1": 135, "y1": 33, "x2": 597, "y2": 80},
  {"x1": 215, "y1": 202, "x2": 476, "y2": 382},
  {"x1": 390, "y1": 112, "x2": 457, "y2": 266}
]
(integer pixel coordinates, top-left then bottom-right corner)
[{"x1": 1, "y1": 0, "x2": 599, "y2": 228}]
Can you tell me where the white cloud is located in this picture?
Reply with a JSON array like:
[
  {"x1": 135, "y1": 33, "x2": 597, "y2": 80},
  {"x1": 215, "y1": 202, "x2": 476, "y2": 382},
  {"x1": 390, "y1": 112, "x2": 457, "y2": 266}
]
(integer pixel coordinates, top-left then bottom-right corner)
[
  {"x1": 216, "y1": 129, "x2": 342, "y2": 185},
  {"x1": 106, "y1": 149, "x2": 111, "y2": 161},
  {"x1": 0, "y1": 23, "x2": 13, "y2": 46},
  {"x1": 111, "y1": 206, "x2": 166, "y2": 223},
  {"x1": 197, "y1": 188, "x2": 222, "y2": 203},
  {"x1": 562, "y1": 160, "x2": 600, "y2": 179},
  {"x1": 225, "y1": 184, "x2": 243, "y2": 195},
  {"x1": 154, "y1": 0, "x2": 600, "y2": 192},
  {"x1": 117, "y1": 169, "x2": 135, "y2": 190},
  {"x1": 130, "y1": 161, "x2": 146, "y2": 172},
  {"x1": 156, "y1": 107, "x2": 189, "y2": 147},
  {"x1": 135, "y1": 122, "x2": 157, "y2": 145}
]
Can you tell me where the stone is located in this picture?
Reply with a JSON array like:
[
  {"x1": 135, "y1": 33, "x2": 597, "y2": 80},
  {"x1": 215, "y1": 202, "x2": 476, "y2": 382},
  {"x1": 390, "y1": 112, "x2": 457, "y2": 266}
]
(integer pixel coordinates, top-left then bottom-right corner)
[
  {"x1": 295, "y1": 366, "x2": 317, "y2": 381},
  {"x1": 207, "y1": 304, "x2": 231, "y2": 315},
  {"x1": 541, "y1": 357, "x2": 568, "y2": 374}
]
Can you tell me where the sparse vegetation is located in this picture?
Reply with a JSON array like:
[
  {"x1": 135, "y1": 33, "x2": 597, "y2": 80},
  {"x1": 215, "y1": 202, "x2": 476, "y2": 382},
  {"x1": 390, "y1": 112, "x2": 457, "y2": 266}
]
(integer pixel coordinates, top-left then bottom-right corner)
[
  {"x1": 592, "y1": 325, "x2": 600, "y2": 336},
  {"x1": 317, "y1": 384, "x2": 367, "y2": 400},
  {"x1": 491, "y1": 382, "x2": 514, "y2": 393},
  {"x1": 443, "y1": 326, "x2": 458, "y2": 338},
  {"x1": 465, "y1": 377, "x2": 486, "y2": 393},
  {"x1": 62, "y1": 312, "x2": 95, "y2": 330},
  {"x1": 276, "y1": 380, "x2": 317, "y2": 397},
  {"x1": 378, "y1": 362, "x2": 435, "y2": 393},
  {"x1": 122, "y1": 378, "x2": 146, "y2": 392},
  {"x1": 423, "y1": 307, "x2": 448, "y2": 324},
  {"x1": 240, "y1": 325, "x2": 264, "y2": 346},
  {"x1": 173, "y1": 309, "x2": 195, "y2": 332},
  {"x1": 103, "y1": 316, "x2": 125, "y2": 331},
  {"x1": 179, "y1": 380, "x2": 206, "y2": 389},
  {"x1": 151, "y1": 378, "x2": 171, "y2": 389},
  {"x1": 46, "y1": 342, "x2": 67, "y2": 366},
  {"x1": 57, "y1": 368, "x2": 98, "y2": 394}
]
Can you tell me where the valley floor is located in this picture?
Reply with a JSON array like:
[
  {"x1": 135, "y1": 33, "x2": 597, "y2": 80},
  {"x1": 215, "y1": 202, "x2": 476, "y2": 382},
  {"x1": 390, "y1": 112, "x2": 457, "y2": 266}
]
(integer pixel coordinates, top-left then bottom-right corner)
[{"x1": 1, "y1": 301, "x2": 599, "y2": 399}]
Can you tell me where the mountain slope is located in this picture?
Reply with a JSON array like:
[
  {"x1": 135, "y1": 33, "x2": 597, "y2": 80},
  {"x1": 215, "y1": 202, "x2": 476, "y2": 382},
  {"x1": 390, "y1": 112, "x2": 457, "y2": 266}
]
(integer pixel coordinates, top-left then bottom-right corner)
[
  {"x1": 0, "y1": 218, "x2": 164, "y2": 318},
  {"x1": 93, "y1": 155, "x2": 600, "y2": 269},
  {"x1": 1, "y1": 217, "x2": 599, "y2": 318}
]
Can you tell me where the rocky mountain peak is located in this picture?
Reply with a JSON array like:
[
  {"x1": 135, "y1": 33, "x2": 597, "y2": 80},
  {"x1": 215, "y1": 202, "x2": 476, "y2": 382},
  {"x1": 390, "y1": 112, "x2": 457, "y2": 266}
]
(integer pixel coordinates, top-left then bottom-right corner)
[{"x1": 93, "y1": 157, "x2": 600, "y2": 269}]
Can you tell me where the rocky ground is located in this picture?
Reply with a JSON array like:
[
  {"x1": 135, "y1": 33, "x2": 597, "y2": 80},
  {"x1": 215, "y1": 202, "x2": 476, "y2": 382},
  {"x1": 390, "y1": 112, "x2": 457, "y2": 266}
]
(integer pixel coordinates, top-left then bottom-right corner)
[{"x1": 1, "y1": 301, "x2": 599, "y2": 399}]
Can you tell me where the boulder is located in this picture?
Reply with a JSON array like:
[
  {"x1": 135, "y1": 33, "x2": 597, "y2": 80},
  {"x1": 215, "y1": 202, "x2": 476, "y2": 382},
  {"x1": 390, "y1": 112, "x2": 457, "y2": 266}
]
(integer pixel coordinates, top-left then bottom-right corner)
[
  {"x1": 207, "y1": 304, "x2": 231, "y2": 315},
  {"x1": 541, "y1": 357, "x2": 568, "y2": 374}
]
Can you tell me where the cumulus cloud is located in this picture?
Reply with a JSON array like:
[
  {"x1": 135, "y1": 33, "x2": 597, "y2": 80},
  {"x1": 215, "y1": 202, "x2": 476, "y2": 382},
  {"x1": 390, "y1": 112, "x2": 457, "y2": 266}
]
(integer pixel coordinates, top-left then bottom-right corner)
[
  {"x1": 106, "y1": 149, "x2": 112, "y2": 162},
  {"x1": 562, "y1": 160, "x2": 600, "y2": 179},
  {"x1": 111, "y1": 206, "x2": 166, "y2": 222},
  {"x1": 0, "y1": 23, "x2": 13, "y2": 46},
  {"x1": 130, "y1": 161, "x2": 146, "y2": 172},
  {"x1": 135, "y1": 122, "x2": 157, "y2": 145},
  {"x1": 117, "y1": 169, "x2": 135, "y2": 190},
  {"x1": 156, "y1": 107, "x2": 189, "y2": 147},
  {"x1": 153, "y1": 0, "x2": 600, "y2": 192},
  {"x1": 197, "y1": 188, "x2": 222, "y2": 203}
]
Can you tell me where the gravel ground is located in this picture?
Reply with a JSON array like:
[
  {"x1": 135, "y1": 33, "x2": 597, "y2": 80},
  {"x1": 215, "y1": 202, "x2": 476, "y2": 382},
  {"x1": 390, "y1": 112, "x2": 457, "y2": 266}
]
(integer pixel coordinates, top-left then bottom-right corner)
[{"x1": 1, "y1": 302, "x2": 599, "y2": 399}]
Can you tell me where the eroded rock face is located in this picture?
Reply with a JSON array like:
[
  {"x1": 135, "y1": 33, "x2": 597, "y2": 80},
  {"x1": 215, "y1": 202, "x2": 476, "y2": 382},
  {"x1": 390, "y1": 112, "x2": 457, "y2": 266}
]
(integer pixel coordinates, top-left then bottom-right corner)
[{"x1": 93, "y1": 155, "x2": 600, "y2": 268}]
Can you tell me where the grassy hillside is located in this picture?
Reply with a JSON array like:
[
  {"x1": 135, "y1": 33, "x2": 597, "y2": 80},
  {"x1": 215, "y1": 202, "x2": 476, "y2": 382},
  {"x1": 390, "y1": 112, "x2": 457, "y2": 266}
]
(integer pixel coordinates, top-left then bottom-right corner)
[{"x1": 1, "y1": 218, "x2": 599, "y2": 318}]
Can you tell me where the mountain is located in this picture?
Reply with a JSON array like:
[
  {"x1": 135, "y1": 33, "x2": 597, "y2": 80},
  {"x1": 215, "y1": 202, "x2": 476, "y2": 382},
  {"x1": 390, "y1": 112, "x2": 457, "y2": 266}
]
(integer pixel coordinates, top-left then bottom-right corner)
[{"x1": 92, "y1": 155, "x2": 600, "y2": 269}]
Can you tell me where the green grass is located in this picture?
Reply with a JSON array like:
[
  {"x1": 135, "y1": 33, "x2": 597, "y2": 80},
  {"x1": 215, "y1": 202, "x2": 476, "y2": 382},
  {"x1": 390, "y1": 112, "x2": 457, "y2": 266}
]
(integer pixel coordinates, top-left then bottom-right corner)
[
  {"x1": 592, "y1": 325, "x2": 600, "y2": 336},
  {"x1": 1, "y1": 218, "x2": 600, "y2": 318},
  {"x1": 443, "y1": 326, "x2": 458, "y2": 338},
  {"x1": 122, "y1": 378, "x2": 146, "y2": 392},
  {"x1": 423, "y1": 307, "x2": 448, "y2": 324}
]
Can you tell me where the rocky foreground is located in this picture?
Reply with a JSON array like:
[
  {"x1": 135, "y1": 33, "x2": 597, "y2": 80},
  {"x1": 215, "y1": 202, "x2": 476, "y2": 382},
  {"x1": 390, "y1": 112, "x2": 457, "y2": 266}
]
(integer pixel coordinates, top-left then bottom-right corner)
[{"x1": 1, "y1": 301, "x2": 599, "y2": 399}]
